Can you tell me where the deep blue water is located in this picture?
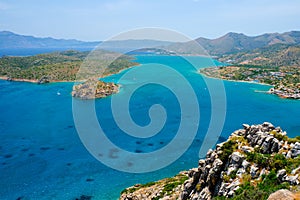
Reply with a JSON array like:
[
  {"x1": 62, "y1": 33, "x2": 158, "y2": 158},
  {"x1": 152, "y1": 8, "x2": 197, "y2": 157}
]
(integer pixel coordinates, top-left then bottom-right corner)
[{"x1": 0, "y1": 55, "x2": 300, "y2": 199}]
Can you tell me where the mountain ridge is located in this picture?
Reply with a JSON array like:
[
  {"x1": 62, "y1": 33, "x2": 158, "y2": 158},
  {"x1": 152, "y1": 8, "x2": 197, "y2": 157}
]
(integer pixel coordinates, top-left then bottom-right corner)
[
  {"x1": 0, "y1": 31, "x2": 172, "y2": 51},
  {"x1": 0, "y1": 31, "x2": 99, "y2": 49},
  {"x1": 165, "y1": 31, "x2": 300, "y2": 56},
  {"x1": 196, "y1": 31, "x2": 300, "y2": 55},
  {"x1": 1, "y1": 30, "x2": 300, "y2": 56}
]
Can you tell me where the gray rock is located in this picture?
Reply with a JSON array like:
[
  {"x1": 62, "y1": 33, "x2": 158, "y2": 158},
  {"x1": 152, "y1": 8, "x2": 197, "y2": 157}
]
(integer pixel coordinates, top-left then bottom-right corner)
[
  {"x1": 285, "y1": 174, "x2": 299, "y2": 185},
  {"x1": 241, "y1": 160, "x2": 250, "y2": 170},
  {"x1": 262, "y1": 136, "x2": 274, "y2": 154},
  {"x1": 242, "y1": 124, "x2": 250, "y2": 130},
  {"x1": 294, "y1": 142, "x2": 300, "y2": 150},
  {"x1": 291, "y1": 149, "x2": 300, "y2": 158},
  {"x1": 277, "y1": 169, "x2": 287, "y2": 182},
  {"x1": 282, "y1": 141, "x2": 289, "y2": 150},
  {"x1": 250, "y1": 165, "x2": 259, "y2": 179},
  {"x1": 218, "y1": 182, "x2": 227, "y2": 196},
  {"x1": 274, "y1": 126, "x2": 282, "y2": 133},
  {"x1": 180, "y1": 191, "x2": 189, "y2": 200},
  {"x1": 291, "y1": 166, "x2": 300, "y2": 175},
  {"x1": 227, "y1": 167, "x2": 237, "y2": 176},
  {"x1": 262, "y1": 122, "x2": 275, "y2": 129},
  {"x1": 259, "y1": 168, "x2": 267, "y2": 177},
  {"x1": 286, "y1": 151, "x2": 292, "y2": 159},
  {"x1": 229, "y1": 152, "x2": 244, "y2": 167},
  {"x1": 198, "y1": 187, "x2": 211, "y2": 200},
  {"x1": 206, "y1": 149, "x2": 213, "y2": 159},
  {"x1": 270, "y1": 138, "x2": 280, "y2": 153},
  {"x1": 199, "y1": 159, "x2": 206, "y2": 167},
  {"x1": 191, "y1": 193, "x2": 199, "y2": 200},
  {"x1": 241, "y1": 146, "x2": 254, "y2": 154}
]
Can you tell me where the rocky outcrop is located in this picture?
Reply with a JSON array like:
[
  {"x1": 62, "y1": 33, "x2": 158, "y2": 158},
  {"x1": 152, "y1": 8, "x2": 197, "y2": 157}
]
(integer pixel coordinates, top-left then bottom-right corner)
[
  {"x1": 72, "y1": 79, "x2": 119, "y2": 99},
  {"x1": 268, "y1": 87, "x2": 300, "y2": 99},
  {"x1": 38, "y1": 76, "x2": 50, "y2": 84},
  {"x1": 119, "y1": 122, "x2": 300, "y2": 200}
]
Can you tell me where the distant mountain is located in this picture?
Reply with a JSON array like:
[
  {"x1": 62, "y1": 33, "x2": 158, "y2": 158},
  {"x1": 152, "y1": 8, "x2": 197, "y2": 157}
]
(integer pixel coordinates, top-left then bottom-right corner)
[
  {"x1": 2, "y1": 30, "x2": 300, "y2": 56},
  {"x1": 0, "y1": 31, "x2": 173, "y2": 53},
  {"x1": 97, "y1": 39, "x2": 173, "y2": 53},
  {"x1": 198, "y1": 31, "x2": 300, "y2": 55},
  {"x1": 0, "y1": 31, "x2": 99, "y2": 49},
  {"x1": 165, "y1": 31, "x2": 300, "y2": 56}
]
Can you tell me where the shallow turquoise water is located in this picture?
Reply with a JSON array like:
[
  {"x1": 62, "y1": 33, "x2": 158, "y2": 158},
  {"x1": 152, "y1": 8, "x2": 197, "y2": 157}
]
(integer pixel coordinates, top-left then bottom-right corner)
[{"x1": 0, "y1": 55, "x2": 300, "y2": 199}]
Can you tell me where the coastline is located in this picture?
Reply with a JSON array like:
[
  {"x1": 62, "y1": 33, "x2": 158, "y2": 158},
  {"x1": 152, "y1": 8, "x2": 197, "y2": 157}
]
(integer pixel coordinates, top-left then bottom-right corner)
[
  {"x1": 199, "y1": 72, "x2": 273, "y2": 87},
  {"x1": 0, "y1": 76, "x2": 76, "y2": 83},
  {"x1": 199, "y1": 72, "x2": 300, "y2": 99},
  {"x1": 0, "y1": 63, "x2": 140, "y2": 84}
]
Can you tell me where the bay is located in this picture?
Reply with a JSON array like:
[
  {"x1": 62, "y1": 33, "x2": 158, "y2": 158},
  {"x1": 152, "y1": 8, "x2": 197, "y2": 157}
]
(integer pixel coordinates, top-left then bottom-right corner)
[{"x1": 0, "y1": 55, "x2": 299, "y2": 199}]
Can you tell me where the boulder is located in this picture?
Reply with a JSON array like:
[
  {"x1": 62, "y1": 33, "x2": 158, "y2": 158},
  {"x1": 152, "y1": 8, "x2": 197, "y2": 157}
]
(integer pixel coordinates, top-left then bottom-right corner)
[
  {"x1": 262, "y1": 136, "x2": 274, "y2": 154},
  {"x1": 267, "y1": 189, "x2": 295, "y2": 200},
  {"x1": 229, "y1": 152, "x2": 244, "y2": 167}
]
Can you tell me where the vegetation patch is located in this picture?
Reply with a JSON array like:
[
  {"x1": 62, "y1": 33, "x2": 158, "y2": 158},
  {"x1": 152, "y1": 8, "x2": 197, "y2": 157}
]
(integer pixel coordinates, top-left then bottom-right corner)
[{"x1": 0, "y1": 50, "x2": 137, "y2": 82}]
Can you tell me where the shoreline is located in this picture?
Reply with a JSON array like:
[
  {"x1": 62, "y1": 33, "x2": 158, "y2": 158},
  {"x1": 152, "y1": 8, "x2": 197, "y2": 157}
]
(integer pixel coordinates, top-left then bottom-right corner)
[
  {"x1": 199, "y1": 72, "x2": 273, "y2": 87},
  {"x1": 0, "y1": 76, "x2": 76, "y2": 83},
  {"x1": 0, "y1": 63, "x2": 140, "y2": 84},
  {"x1": 199, "y1": 72, "x2": 300, "y2": 100}
]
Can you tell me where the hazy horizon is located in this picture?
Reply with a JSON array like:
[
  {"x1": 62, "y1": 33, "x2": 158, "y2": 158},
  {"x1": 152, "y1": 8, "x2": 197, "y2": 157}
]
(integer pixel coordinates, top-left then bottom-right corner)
[{"x1": 2, "y1": 29, "x2": 300, "y2": 43}]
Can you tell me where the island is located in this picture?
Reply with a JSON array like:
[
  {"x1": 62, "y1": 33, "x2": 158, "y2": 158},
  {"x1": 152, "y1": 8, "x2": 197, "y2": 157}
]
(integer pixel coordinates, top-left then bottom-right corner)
[
  {"x1": 72, "y1": 79, "x2": 119, "y2": 99},
  {"x1": 120, "y1": 122, "x2": 300, "y2": 200}
]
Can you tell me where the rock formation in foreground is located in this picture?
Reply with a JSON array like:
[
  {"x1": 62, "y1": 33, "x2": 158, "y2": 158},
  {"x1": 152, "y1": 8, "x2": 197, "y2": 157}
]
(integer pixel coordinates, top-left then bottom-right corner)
[
  {"x1": 72, "y1": 79, "x2": 119, "y2": 99},
  {"x1": 120, "y1": 122, "x2": 300, "y2": 200}
]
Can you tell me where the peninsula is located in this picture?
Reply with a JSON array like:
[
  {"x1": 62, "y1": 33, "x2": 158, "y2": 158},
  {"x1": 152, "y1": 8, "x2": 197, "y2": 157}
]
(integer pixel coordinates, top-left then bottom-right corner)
[
  {"x1": 200, "y1": 65, "x2": 300, "y2": 99},
  {"x1": 0, "y1": 50, "x2": 137, "y2": 83},
  {"x1": 200, "y1": 44, "x2": 300, "y2": 99},
  {"x1": 0, "y1": 49, "x2": 138, "y2": 99}
]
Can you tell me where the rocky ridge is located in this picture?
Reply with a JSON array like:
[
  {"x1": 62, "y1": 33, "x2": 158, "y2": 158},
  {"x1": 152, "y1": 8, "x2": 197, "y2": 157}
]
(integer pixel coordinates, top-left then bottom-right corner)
[{"x1": 120, "y1": 122, "x2": 300, "y2": 200}]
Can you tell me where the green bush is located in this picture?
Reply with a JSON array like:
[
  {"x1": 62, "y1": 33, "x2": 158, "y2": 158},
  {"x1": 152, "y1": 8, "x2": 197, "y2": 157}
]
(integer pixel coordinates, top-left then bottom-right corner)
[
  {"x1": 246, "y1": 152, "x2": 270, "y2": 168},
  {"x1": 219, "y1": 140, "x2": 238, "y2": 162}
]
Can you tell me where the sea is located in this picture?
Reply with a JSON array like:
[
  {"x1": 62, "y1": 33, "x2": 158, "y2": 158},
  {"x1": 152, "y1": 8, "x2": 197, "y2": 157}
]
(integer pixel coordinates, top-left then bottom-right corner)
[{"x1": 0, "y1": 50, "x2": 300, "y2": 199}]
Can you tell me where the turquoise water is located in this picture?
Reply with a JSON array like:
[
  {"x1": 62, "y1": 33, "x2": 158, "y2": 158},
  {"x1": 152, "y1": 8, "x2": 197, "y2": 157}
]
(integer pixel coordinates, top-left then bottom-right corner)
[{"x1": 0, "y1": 55, "x2": 300, "y2": 199}]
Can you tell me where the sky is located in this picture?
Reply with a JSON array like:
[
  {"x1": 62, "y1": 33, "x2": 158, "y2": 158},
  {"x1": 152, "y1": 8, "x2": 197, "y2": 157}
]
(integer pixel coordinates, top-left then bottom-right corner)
[{"x1": 0, "y1": 0, "x2": 300, "y2": 41}]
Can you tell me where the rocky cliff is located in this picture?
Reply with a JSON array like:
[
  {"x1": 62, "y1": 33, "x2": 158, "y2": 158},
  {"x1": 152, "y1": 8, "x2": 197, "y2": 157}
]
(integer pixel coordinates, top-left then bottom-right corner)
[{"x1": 120, "y1": 122, "x2": 300, "y2": 200}]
